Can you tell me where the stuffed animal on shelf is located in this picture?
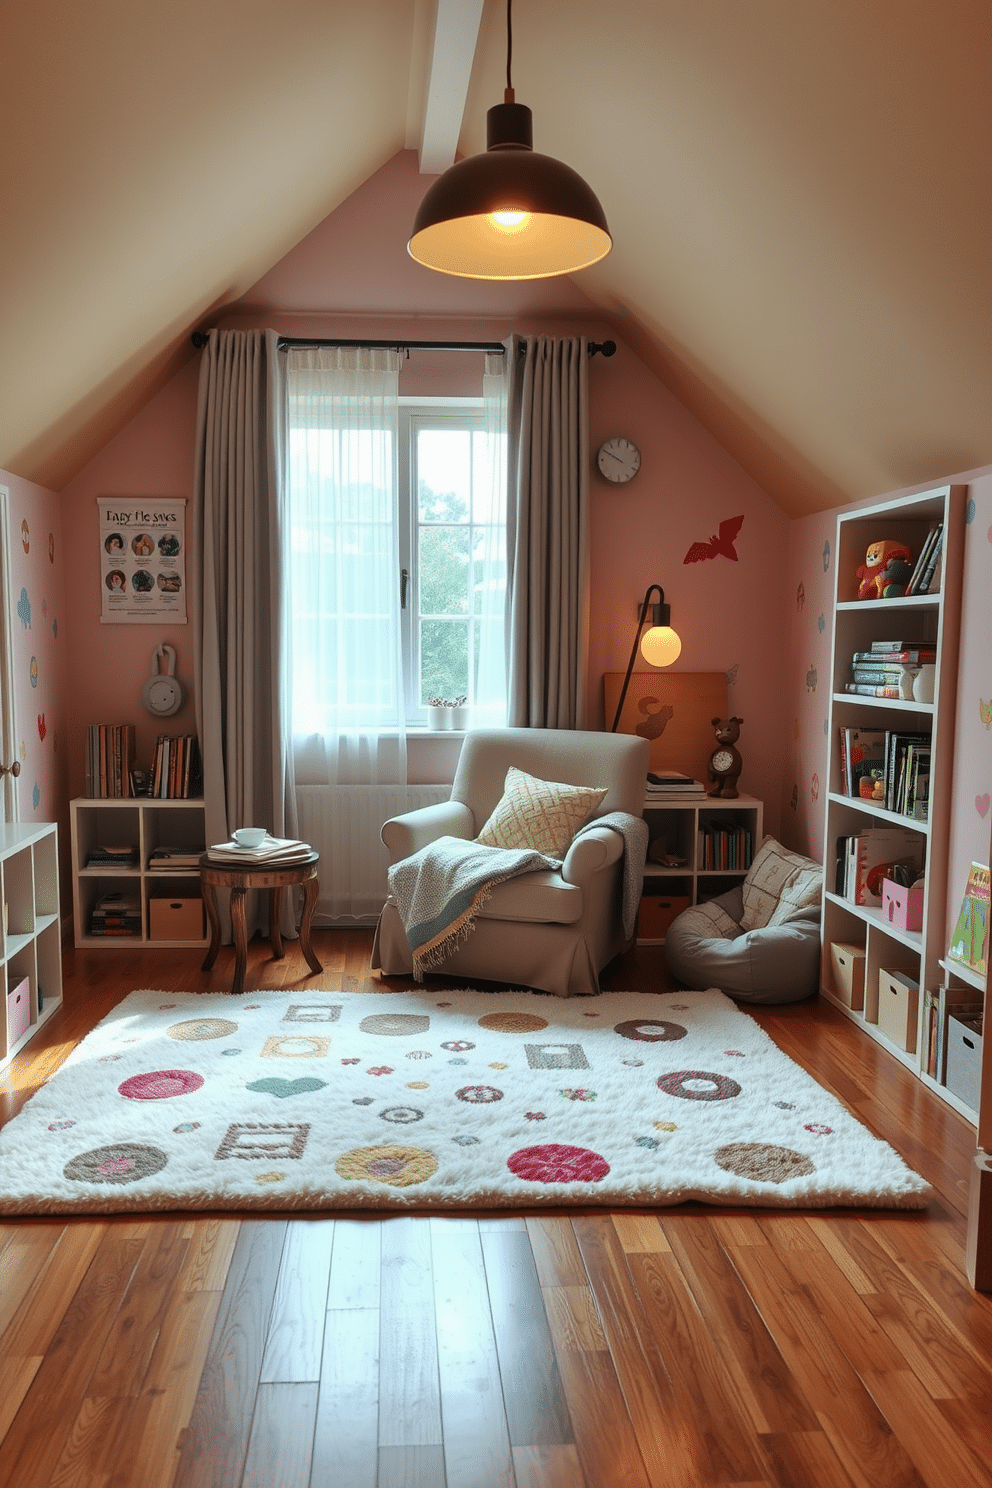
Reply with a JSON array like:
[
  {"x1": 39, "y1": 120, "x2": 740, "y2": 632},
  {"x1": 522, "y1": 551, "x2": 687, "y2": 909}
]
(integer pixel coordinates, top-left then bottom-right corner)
[
  {"x1": 706, "y1": 716, "x2": 744, "y2": 798},
  {"x1": 856, "y1": 538, "x2": 914, "y2": 600}
]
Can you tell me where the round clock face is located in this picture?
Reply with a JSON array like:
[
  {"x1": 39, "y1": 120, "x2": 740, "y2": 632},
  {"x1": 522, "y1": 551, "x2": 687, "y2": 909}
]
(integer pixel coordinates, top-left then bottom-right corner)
[
  {"x1": 144, "y1": 677, "x2": 182, "y2": 717},
  {"x1": 597, "y1": 436, "x2": 640, "y2": 483},
  {"x1": 711, "y1": 749, "x2": 735, "y2": 774}
]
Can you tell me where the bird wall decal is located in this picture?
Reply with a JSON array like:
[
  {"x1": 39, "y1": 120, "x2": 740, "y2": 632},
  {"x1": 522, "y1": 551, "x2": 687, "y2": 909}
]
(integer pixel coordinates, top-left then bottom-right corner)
[{"x1": 683, "y1": 514, "x2": 744, "y2": 564}]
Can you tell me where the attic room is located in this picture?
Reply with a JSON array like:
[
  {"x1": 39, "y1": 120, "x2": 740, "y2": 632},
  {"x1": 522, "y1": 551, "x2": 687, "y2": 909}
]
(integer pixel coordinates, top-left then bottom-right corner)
[{"x1": 1, "y1": 3, "x2": 991, "y2": 1485}]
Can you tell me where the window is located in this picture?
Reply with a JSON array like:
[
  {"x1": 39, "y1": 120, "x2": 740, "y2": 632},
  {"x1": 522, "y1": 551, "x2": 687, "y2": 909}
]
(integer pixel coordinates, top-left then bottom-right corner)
[
  {"x1": 399, "y1": 404, "x2": 506, "y2": 724},
  {"x1": 286, "y1": 353, "x2": 505, "y2": 739}
]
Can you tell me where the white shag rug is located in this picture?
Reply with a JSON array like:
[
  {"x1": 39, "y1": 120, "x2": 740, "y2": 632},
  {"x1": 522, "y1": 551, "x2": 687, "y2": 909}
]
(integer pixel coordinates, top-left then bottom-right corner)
[{"x1": 0, "y1": 988, "x2": 930, "y2": 1214}]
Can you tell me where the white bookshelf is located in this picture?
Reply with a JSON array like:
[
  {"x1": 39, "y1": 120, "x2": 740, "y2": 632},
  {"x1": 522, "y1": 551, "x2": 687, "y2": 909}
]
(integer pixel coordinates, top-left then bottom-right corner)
[
  {"x1": 70, "y1": 797, "x2": 208, "y2": 949},
  {"x1": 0, "y1": 821, "x2": 62, "y2": 1070},
  {"x1": 638, "y1": 793, "x2": 763, "y2": 944}
]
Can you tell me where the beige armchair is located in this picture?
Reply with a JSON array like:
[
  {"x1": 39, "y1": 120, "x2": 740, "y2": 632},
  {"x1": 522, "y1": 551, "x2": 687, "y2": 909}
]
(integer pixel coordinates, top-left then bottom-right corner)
[{"x1": 371, "y1": 727, "x2": 650, "y2": 997}]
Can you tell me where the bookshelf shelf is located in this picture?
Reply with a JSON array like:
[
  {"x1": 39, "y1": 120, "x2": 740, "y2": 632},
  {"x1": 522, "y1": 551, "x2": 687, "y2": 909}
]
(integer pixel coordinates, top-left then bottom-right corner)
[
  {"x1": 0, "y1": 821, "x2": 63, "y2": 1072},
  {"x1": 638, "y1": 793, "x2": 763, "y2": 945},
  {"x1": 820, "y1": 483, "x2": 972, "y2": 1119},
  {"x1": 70, "y1": 797, "x2": 208, "y2": 949}
]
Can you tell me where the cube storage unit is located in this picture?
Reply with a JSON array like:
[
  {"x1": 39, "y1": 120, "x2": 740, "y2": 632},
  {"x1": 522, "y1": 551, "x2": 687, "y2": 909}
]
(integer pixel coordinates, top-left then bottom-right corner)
[
  {"x1": 637, "y1": 794, "x2": 763, "y2": 944},
  {"x1": 0, "y1": 821, "x2": 63, "y2": 1071},
  {"x1": 71, "y1": 797, "x2": 208, "y2": 948},
  {"x1": 819, "y1": 483, "x2": 975, "y2": 1118}
]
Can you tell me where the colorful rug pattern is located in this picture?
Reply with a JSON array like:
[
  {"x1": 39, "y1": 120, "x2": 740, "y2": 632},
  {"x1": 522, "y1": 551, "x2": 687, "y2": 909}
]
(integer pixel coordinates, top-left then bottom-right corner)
[{"x1": 0, "y1": 988, "x2": 929, "y2": 1214}]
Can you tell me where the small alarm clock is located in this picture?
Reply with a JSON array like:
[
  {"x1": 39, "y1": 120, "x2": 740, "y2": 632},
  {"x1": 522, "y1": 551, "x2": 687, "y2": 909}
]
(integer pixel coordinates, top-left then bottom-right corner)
[{"x1": 143, "y1": 643, "x2": 184, "y2": 717}]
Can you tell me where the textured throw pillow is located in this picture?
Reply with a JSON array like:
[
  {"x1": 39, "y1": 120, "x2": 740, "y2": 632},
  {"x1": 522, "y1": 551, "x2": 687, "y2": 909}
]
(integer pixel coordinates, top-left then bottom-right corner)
[
  {"x1": 475, "y1": 766, "x2": 607, "y2": 859},
  {"x1": 740, "y1": 836, "x2": 823, "y2": 931}
]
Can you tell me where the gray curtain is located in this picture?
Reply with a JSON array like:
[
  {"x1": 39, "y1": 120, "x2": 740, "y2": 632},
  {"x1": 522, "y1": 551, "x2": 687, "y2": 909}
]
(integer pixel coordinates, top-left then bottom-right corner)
[
  {"x1": 192, "y1": 328, "x2": 298, "y2": 938},
  {"x1": 505, "y1": 335, "x2": 591, "y2": 728}
]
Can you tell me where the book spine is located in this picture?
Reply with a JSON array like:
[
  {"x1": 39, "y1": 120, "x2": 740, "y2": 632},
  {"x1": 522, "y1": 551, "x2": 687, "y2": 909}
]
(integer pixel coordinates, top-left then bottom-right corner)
[
  {"x1": 845, "y1": 683, "x2": 902, "y2": 697},
  {"x1": 853, "y1": 649, "x2": 936, "y2": 663}
]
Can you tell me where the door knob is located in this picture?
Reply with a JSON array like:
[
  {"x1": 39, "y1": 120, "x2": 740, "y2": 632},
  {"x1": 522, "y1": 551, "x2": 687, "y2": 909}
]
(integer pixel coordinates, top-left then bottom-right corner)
[{"x1": 0, "y1": 760, "x2": 21, "y2": 778}]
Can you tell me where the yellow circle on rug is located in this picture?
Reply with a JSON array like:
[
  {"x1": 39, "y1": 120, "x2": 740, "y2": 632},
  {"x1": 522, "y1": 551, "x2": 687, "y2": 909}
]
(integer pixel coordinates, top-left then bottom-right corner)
[
  {"x1": 477, "y1": 1011, "x2": 548, "y2": 1033},
  {"x1": 335, "y1": 1144, "x2": 438, "y2": 1188}
]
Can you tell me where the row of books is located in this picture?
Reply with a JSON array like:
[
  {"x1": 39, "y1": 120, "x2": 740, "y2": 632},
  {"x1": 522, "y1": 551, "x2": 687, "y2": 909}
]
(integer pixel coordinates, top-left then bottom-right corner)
[
  {"x1": 904, "y1": 523, "x2": 944, "y2": 596},
  {"x1": 89, "y1": 890, "x2": 141, "y2": 937},
  {"x1": 832, "y1": 826, "x2": 924, "y2": 907},
  {"x1": 84, "y1": 842, "x2": 206, "y2": 873},
  {"x1": 697, "y1": 823, "x2": 753, "y2": 872},
  {"x1": 85, "y1": 724, "x2": 137, "y2": 798},
  {"x1": 151, "y1": 734, "x2": 203, "y2": 798},
  {"x1": 838, "y1": 726, "x2": 932, "y2": 819},
  {"x1": 845, "y1": 638, "x2": 936, "y2": 698}
]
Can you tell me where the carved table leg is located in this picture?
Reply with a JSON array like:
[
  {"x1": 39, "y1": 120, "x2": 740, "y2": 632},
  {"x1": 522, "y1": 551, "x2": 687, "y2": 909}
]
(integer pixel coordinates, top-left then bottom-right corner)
[
  {"x1": 229, "y1": 885, "x2": 249, "y2": 996},
  {"x1": 201, "y1": 882, "x2": 221, "y2": 971},
  {"x1": 268, "y1": 887, "x2": 285, "y2": 960},
  {"x1": 298, "y1": 875, "x2": 323, "y2": 975}
]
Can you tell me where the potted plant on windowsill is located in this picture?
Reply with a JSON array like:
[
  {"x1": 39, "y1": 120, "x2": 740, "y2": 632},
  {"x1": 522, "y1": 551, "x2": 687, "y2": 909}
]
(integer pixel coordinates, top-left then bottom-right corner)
[{"x1": 426, "y1": 695, "x2": 469, "y2": 731}]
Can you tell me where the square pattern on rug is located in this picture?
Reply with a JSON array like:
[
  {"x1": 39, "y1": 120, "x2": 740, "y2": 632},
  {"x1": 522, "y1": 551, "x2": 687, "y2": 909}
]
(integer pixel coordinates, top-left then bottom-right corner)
[{"x1": 0, "y1": 988, "x2": 929, "y2": 1214}]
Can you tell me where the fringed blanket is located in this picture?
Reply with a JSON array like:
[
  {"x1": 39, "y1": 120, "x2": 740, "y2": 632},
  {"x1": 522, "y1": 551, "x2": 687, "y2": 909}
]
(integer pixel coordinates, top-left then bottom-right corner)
[
  {"x1": 388, "y1": 812, "x2": 648, "y2": 980},
  {"x1": 388, "y1": 837, "x2": 559, "y2": 979}
]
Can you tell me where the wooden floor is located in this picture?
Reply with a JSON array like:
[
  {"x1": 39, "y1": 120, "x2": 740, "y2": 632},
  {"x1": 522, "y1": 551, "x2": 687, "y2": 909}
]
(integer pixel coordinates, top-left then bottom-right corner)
[{"x1": 1, "y1": 931, "x2": 990, "y2": 1488}]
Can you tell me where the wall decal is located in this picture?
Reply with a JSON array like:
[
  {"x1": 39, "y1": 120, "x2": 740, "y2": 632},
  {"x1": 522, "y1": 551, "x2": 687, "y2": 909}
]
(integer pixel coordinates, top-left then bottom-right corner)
[
  {"x1": 29, "y1": 657, "x2": 37, "y2": 687},
  {"x1": 965, "y1": 497, "x2": 976, "y2": 523},
  {"x1": 17, "y1": 588, "x2": 30, "y2": 628},
  {"x1": 793, "y1": 718, "x2": 800, "y2": 739},
  {"x1": 32, "y1": 783, "x2": 40, "y2": 811},
  {"x1": 796, "y1": 582, "x2": 805, "y2": 609},
  {"x1": 20, "y1": 519, "x2": 29, "y2": 553},
  {"x1": 725, "y1": 663, "x2": 739, "y2": 687},
  {"x1": 811, "y1": 773, "x2": 819, "y2": 800},
  {"x1": 37, "y1": 714, "x2": 46, "y2": 741},
  {"x1": 977, "y1": 793, "x2": 991, "y2": 819},
  {"x1": 817, "y1": 613, "x2": 825, "y2": 632},
  {"x1": 48, "y1": 532, "x2": 55, "y2": 563},
  {"x1": 979, "y1": 698, "x2": 992, "y2": 729},
  {"x1": 822, "y1": 539, "x2": 831, "y2": 571},
  {"x1": 806, "y1": 664, "x2": 817, "y2": 692},
  {"x1": 790, "y1": 784, "x2": 798, "y2": 812},
  {"x1": 683, "y1": 514, "x2": 743, "y2": 564}
]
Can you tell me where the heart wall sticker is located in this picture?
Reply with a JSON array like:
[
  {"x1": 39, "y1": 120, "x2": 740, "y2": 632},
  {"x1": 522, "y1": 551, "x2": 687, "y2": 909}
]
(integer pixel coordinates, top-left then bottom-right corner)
[{"x1": 976, "y1": 793, "x2": 990, "y2": 819}]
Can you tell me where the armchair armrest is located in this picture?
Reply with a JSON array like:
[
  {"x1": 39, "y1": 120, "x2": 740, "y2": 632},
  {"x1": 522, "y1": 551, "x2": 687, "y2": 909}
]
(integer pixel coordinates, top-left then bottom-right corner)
[
  {"x1": 381, "y1": 800, "x2": 475, "y2": 864},
  {"x1": 561, "y1": 824, "x2": 624, "y2": 886}
]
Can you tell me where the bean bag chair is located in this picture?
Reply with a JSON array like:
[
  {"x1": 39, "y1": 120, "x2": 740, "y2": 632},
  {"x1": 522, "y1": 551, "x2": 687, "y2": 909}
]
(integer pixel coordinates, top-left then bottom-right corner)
[{"x1": 664, "y1": 838, "x2": 822, "y2": 1005}]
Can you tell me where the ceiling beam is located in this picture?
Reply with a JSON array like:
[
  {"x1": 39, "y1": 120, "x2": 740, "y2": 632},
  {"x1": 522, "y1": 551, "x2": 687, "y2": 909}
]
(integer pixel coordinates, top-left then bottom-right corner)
[{"x1": 417, "y1": 0, "x2": 486, "y2": 175}]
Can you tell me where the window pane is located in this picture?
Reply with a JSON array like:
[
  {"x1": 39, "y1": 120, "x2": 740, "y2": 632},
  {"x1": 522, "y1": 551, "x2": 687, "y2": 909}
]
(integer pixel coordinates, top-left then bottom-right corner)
[
  {"x1": 420, "y1": 526, "x2": 469, "y2": 615},
  {"x1": 420, "y1": 618, "x2": 469, "y2": 704},
  {"x1": 418, "y1": 429, "x2": 470, "y2": 522}
]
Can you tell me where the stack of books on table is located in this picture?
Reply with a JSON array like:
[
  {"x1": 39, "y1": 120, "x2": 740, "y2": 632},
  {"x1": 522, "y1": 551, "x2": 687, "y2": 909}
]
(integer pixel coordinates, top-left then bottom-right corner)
[
  {"x1": 89, "y1": 890, "x2": 142, "y2": 937},
  {"x1": 85, "y1": 843, "x2": 139, "y2": 869},
  {"x1": 644, "y1": 771, "x2": 707, "y2": 798},
  {"x1": 206, "y1": 835, "x2": 313, "y2": 867},
  {"x1": 147, "y1": 843, "x2": 206, "y2": 872}
]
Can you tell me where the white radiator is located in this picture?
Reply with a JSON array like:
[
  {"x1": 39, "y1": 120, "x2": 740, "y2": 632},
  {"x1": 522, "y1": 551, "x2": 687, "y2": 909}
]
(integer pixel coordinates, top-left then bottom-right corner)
[{"x1": 295, "y1": 784, "x2": 450, "y2": 924}]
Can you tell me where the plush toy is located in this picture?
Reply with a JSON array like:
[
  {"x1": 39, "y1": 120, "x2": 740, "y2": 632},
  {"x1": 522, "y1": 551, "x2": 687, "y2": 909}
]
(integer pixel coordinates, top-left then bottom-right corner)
[{"x1": 856, "y1": 539, "x2": 913, "y2": 600}]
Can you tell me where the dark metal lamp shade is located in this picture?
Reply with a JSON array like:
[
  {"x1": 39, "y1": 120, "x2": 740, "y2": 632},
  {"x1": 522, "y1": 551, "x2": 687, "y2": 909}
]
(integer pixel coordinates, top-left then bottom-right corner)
[{"x1": 408, "y1": 102, "x2": 612, "y2": 281}]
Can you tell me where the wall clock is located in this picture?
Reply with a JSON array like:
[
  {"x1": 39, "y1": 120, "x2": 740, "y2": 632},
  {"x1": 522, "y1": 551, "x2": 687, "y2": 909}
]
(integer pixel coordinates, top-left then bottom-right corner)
[
  {"x1": 142, "y1": 643, "x2": 184, "y2": 718},
  {"x1": 596, "y1": 436, "x2": 641, "y2": 484}
]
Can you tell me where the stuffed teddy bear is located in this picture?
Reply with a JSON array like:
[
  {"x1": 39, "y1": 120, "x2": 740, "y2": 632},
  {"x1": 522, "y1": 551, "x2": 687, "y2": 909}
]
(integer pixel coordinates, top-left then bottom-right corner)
[
  {"x1": 706, "y1": 716, "x2": 744, "y2": 798},
  {"x1": 856, "y1": 539, "x2": 913, "y2": 600}
]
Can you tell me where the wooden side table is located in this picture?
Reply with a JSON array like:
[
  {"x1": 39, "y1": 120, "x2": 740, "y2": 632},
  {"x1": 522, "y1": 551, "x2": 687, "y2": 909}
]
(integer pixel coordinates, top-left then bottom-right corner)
[{"x1": 199, "y1": 852, "x2": 323, "y2": 995}]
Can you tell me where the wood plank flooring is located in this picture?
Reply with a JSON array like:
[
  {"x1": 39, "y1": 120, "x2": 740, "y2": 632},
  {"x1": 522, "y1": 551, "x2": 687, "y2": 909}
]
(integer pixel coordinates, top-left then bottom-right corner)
[{"x1": 1, "y1": 932, "x2": 990, "y2": 1487}]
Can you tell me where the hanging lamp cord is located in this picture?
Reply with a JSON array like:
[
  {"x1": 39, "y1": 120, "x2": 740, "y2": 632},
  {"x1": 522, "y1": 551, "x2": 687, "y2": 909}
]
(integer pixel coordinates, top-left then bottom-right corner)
[{"x1": 505, "y1": 0, "x2": 514, "y2": 102}]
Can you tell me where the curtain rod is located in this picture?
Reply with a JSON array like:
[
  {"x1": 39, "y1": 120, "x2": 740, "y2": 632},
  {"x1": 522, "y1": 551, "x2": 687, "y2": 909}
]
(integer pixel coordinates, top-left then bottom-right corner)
[{"x1": 190, "y1": 331, "x2": 616, "y2": 357}]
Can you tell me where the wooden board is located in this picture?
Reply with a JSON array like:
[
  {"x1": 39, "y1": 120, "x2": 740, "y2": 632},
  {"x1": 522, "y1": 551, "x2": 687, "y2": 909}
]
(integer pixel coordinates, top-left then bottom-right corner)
[{"x1": 603, "y1": 671, "x2": 728, "y2": 783}]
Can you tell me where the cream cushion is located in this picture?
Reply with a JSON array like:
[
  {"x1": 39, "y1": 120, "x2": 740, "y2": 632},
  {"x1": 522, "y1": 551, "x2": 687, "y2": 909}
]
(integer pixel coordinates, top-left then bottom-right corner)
[
  {"x1": 475, "y1": 766, "x2": 607, "y2": 859},
  {"x1": 740, "y1": 836, "x2": 823, "y2": 931}
]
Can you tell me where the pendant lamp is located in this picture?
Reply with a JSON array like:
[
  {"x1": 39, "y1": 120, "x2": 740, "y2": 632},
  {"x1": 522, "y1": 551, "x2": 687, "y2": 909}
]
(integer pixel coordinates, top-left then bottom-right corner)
[{"x1": 408, "y1": 0, "x2": 612, "y2": 280}]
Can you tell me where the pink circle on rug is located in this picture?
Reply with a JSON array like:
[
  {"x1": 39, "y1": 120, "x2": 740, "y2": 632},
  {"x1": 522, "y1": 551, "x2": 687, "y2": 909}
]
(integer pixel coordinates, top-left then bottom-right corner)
[
  {"x1": 507, "y1": 1143, "x2": 610, "y2": 1184},
  {"x1": 118, "y1": 1069, "x2": 205, "y2": 1101}
]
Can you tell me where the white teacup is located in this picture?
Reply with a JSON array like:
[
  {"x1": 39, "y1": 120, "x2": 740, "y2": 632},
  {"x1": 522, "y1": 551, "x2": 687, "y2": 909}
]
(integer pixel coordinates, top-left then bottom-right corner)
[{"x1": 234, "y1": 826, "x2": 266, "y2": 848}]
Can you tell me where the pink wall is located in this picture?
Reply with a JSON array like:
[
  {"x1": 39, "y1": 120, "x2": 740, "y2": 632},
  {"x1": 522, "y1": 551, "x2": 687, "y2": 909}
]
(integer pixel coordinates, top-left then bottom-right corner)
[{"x1": 0, "y1": 467, "x2": 69, "y2": 890}]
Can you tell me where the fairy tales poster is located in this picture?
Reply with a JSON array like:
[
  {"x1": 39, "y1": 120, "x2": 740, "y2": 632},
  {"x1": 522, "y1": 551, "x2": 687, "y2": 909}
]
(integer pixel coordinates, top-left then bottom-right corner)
[
  {"x1": 604, "y1": 672, "x2": 728, "y2": 783},
  {"x1": 98, "y1": 498, "x2": 187, "y2": 624}
]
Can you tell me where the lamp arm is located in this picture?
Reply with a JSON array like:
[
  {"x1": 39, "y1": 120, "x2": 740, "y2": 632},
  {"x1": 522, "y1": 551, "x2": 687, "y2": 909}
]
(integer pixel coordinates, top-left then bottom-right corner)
[{"x1": 610, "y1": 585, "x2": 663, "y2": 732}]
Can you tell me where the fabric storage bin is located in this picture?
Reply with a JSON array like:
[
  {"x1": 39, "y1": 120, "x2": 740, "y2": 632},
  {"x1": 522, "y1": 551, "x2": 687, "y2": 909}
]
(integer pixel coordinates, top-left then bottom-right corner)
[
  {"x1": 149, "y1": 897, "x2": 204, "y2": 941},
  {"x1": 829, "y1": 942, "x2": 866, "y2": 1010},
  {"x1": 945, "y1": 1013, "x2": 983, "y2": 1111},
  {"x1": 7, "y1": 976, "x2": 30, "y2": 1046},
  {"x1": 876, "y1": 969, "x2": 919, "y2": 1052},
  {"x1": 638, "y1": 892, "x2": 690, "y2": 940},
  {"x1": 881, "y1": 878, "x2": 924, "y2": 933}
]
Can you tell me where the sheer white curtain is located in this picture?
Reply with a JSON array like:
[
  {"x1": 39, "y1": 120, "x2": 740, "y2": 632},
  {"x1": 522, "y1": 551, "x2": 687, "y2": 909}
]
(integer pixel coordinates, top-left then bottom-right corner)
[
  {"x1": 473, "y1": 350, "x2": 508, "y2": 721},
  {"x1": 286, "y1": 347, "x2": 406, "y2": 786}
]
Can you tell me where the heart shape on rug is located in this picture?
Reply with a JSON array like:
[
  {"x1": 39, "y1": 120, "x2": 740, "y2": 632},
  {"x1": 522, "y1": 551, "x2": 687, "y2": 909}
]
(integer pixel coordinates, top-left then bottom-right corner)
[{"x1": 246, "y1": 1077, "x2": 327, "y2": 1099}]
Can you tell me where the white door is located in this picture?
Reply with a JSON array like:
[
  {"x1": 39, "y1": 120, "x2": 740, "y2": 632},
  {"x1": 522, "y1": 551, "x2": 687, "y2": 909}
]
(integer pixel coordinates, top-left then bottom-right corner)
[{"x1": 0, "y1": 486, "x2": 20, "y2": 824}]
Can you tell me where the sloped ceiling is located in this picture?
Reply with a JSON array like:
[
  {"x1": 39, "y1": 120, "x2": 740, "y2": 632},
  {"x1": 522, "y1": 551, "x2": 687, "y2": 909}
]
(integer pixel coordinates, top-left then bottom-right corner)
[{"x1": 1, "y1": 0, "x2": 988, "y2": 514}]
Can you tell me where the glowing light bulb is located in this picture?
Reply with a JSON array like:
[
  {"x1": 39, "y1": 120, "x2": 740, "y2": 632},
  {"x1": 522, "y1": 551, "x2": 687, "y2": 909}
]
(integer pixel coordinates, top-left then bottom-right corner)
[
  {"x1": 490, "y1": 209, "x2": 530, "y2": 230},
  {"x1": 640, "y1": 626, "x2": 682, "y2": 667}
]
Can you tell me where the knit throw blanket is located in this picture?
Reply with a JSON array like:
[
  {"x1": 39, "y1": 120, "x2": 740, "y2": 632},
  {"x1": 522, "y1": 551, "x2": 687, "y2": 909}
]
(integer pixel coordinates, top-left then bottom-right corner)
[{"x1": 388, "y1": 812, "x2": 648, "y2": 981}]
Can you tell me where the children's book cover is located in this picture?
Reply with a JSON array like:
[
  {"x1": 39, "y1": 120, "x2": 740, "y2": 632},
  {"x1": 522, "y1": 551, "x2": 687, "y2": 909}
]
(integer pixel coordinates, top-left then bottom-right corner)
[{"x1": 946, "y1": 862, "x2": 990, "y2": 976}]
